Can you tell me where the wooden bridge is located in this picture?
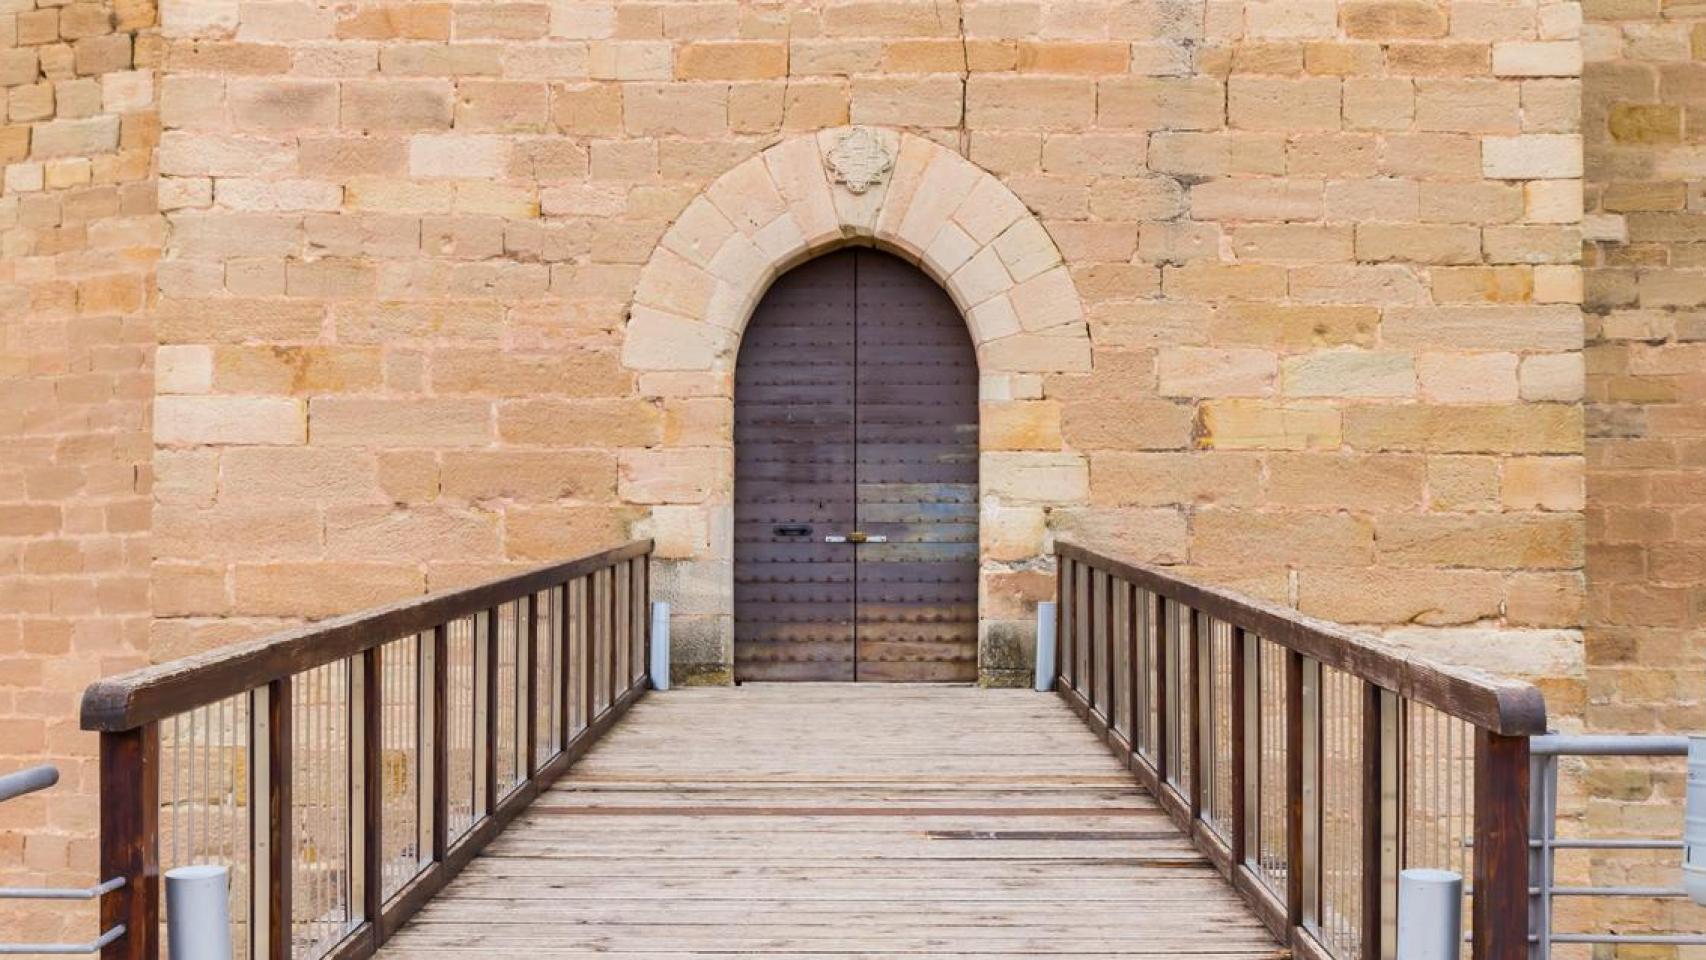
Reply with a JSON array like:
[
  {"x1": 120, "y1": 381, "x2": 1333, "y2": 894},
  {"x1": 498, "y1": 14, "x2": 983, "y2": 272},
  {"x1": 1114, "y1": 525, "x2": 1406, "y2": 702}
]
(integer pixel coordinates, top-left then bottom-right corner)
[{"x1": 78, "y1": 541, "x2": 1545, "y2": 960}]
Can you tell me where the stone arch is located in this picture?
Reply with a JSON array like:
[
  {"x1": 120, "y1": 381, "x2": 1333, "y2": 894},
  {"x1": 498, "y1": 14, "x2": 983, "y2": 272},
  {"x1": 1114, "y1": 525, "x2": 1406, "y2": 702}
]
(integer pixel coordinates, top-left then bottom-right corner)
[{"x1": 622, "y1": 127, "x2": 1093, "y2": 687}]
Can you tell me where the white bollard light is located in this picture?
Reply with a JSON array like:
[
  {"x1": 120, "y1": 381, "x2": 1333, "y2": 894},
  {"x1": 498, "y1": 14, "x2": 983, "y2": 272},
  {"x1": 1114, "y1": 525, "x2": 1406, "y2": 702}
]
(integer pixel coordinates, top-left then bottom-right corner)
[
  {"x1": 165, "y1": 864, "x2": 232, "y2": 960},
  {"x1": 1684, "y1": 736, "x2": 1706, "y2": 905},
  {"x1": 1034, "y1": 601, "x2": 1057, "y2": 693},
  {"x1": 650, "y1": 601, "x2": 671, "y2": 692},
  {"x1": 1396, "y1": 868, "x2": 1462, "y2": 960}
]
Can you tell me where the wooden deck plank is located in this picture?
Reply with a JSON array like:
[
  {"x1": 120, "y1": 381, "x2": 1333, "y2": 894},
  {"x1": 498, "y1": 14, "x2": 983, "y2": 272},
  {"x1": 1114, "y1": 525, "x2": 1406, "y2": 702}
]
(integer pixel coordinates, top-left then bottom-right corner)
[{"x1": 375, "y1": 684, "x2": 1282, "y2": 958}]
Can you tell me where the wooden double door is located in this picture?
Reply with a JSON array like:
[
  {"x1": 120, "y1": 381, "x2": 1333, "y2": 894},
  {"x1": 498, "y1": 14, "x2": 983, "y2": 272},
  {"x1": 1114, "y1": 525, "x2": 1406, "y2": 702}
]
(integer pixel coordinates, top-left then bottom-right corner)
[{"x1": 733, "y1": 248, "x2": 979, "y2": 683}]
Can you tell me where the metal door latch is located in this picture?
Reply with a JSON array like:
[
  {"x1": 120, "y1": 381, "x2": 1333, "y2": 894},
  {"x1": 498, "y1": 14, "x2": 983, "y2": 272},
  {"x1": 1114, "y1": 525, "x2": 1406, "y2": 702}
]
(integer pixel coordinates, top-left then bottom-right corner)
[{"x1": 825, "y1": 532, "x2": 888, "y2": 544}]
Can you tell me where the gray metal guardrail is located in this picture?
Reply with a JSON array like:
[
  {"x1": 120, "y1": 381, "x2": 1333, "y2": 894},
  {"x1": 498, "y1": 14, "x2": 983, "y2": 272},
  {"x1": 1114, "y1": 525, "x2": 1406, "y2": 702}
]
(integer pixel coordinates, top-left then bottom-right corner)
[
  {"x1": 0, "y1": 765, "x2": 130, "y2": 955},
  {"x1": 1530, "y1": 734, "x2": 1703, "y2": 957}
]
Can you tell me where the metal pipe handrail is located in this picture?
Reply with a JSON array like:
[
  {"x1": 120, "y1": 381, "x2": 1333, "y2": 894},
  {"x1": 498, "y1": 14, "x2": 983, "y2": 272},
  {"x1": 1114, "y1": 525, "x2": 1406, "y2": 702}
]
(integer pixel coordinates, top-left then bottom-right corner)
[
  {"x1": 0, "y1": 923, "x2": 126, "y2": 955},
  {"x1": 1531, "y1": 734, "x2": 1688, "y2": 756},
  {"x1": 1529, "y1": 732, "x2": 1705, "y2": 958},
  {"x1": 0, "y1": 765, "x2": 59, "y2": 804},
  {"x1": 0, "y1": 876, "x2": 125, "y2": 900},
  {"x1": 0, "y1": 767, "x2": 130, "y2": 956}
]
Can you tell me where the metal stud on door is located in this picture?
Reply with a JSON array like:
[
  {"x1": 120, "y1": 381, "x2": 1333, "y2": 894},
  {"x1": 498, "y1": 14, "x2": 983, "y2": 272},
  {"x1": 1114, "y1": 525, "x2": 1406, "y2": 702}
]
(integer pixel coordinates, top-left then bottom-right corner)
[
  {"x1": 853, "y1": 250, "x2": 979, "y2": 682},
  {"x1": 733, "y1": 248, "x2": 980, "y2": 683}
]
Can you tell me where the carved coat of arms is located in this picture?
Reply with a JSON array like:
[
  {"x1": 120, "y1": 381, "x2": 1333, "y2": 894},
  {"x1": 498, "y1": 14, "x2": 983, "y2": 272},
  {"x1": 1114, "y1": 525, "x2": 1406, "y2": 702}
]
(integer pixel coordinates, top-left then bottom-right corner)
[{"x1": 824, "y1": 127, "x2": 894, "y2": 195}]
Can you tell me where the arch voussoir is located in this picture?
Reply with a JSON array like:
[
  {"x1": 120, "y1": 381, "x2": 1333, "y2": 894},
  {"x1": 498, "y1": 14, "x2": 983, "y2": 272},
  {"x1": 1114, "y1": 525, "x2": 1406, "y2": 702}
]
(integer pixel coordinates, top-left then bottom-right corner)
[
  {"x1": 623, "y1": 126, "x2": 1092, "y2": 377},
  {"x1": 623, "y1": 126, "x2": 1095, "y2": 687}
]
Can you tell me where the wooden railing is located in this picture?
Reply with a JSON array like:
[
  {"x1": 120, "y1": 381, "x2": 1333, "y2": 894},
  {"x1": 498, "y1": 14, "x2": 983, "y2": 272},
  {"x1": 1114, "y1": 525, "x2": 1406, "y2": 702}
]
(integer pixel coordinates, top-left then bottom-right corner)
[
  {"x1": 1052, "y1": 543, "x2": 1546, "y2": 960},
  {"x1": 79, "y1": 541, "x2": 653, "y2": 960}
]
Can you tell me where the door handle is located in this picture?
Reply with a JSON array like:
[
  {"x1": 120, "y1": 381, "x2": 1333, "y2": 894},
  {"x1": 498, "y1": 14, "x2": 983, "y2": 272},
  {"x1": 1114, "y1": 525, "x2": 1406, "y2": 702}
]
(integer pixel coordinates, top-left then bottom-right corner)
[{"x1": 825, "y1": 532, "x2": 888, "y2": 544}]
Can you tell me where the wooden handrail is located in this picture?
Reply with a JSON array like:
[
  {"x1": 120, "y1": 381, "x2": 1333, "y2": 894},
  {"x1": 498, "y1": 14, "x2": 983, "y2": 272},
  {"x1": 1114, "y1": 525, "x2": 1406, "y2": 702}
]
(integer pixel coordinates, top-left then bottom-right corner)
[
  {"x1": 1055, "y1": 543, "x2": 1545, "y2": 737},
  {"x1": 81, "y1": 541, "x2": 652, "y2": 732},
  {"x1": 82, "y1": 541, "x2": 655, "y2": 960},
  {"x1": 1050, "y1": 542, "x2": 1542, "y2": 960}
]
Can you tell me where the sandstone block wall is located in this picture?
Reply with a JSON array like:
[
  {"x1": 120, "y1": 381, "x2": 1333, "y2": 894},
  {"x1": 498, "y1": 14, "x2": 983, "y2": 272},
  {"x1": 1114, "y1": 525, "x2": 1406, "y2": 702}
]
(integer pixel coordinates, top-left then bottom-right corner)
[
  {"x1": 146, "y1": 0, "x2": 1588, "y2": 693},
  {"x1": 0, "y1": 0, "x2": 1611, "y2": 935},
  {"x1": 0, "y1": 0, "x2": 158, "y2": 941},
  {"x1": 1580, "y1": 0, "x2": 1706, "y2": 937},
  {"x1": 1583, "y1": 0, "x2": 1706, "y2": 737}
]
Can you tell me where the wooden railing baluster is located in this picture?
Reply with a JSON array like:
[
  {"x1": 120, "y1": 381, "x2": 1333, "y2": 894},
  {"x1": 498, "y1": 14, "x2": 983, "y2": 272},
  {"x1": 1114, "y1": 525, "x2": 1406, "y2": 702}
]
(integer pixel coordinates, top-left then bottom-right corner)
[
  {"x1": 431, "y1": 623, "x2": 449, "y2": 864},
  {"x1": 1284, "y1": 649, "x2": 1305, "y2": 932},
  {"x1": 566, "y1": 586, "x2": 580, "y2": 750},
  {"x1": 1126, "y1": 583, "x2": 1142, "y2": 769},
  {"x1": 1056, "y1": 557, "x2": 1071, "y2": 693},
  {"x1": 1103, "y1": 571, "x2": 1115, "y2": 730},
  {"x1": 99, "y1": 726, "x2": 157, "y2": 960},
  {"x1": 604, "y1": 568, "x2": 618, "y2": 712},
  {"x1": 482, "y1": 606, "x2": 499, "y2": 815},
  {"x1": 1473, "y1": 731, "x2": 1532, "y2": 960},
  {"x1": 1048, "y1": 542, "x2": 1543, "y2": 960},
  {"x1": 361, "y1": 647, "x2": 383, "y2": 929},
  {"x1": 639, "y1": 555, "x2": 651, "y2": 686},
  {"x1": 1358, "y1": 679, "x2": 1382, "y2": 960},
  {"x1": 267, "y1": 677, "x2": 292, "y2": 960},
  {"x1": 1154, "y1": 596, "x2": 1170, "y2": 787},
  {"x1": 581, "y1": 575, "x2": 595, "y2": 729},
  {"x1": 80, "y1": 542, "x2": 654, "y2": 960},
  {"x1": 525, "y1": 593, "x2": 540, "y2": 779},
  {"x1": 1189, "y1": 609, "x2": 1205, "y2": 823},
  {"x1": 1230, "y1": 626, "x2": 1248, "y2": 869}
]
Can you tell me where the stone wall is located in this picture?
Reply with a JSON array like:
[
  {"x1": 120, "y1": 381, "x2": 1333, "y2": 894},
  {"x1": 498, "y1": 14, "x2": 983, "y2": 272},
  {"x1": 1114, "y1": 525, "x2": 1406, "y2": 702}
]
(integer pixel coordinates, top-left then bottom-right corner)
[
  {"x1": 1580, "y1": 0, "x2": 1706, "y2": 935},
  {"x1": 0, "y1": 0, "x2": 158, "y2": 941},
  {"x1": 1583, "y1": 0, "x2": 1706, "y2": 739},
  {"x1": 0, "y1": 0, "x2": 1626, "y2": 937},
  {"x1": 144, "y1": 0, "x2": 1589, "y2": 690}
]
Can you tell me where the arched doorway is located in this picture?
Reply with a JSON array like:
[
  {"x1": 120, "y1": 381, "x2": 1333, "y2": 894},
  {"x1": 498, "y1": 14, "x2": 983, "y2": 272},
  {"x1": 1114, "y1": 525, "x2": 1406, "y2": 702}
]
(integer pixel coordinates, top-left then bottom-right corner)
[{"x1": 734, "y1": 247, "x2": 979, "y2": 683}]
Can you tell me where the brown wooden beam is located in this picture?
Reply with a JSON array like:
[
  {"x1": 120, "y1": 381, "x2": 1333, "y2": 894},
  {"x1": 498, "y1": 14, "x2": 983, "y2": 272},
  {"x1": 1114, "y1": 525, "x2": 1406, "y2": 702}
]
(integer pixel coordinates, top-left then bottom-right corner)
[
  {"x1": 1229, "y1": 627, "x2": 1248, "y2": 869},
  {"x1": 525, "y1": 593, "x2": 539, "y2": 779},
  {"x1": 1359, "y1": 680, "x2": 1382, "y2": 960},
  {"x1": 1052, "y1": 542, "x2": 1545, "y2": 737},
  {"x1": 81, "y1": 541, "x2": 656, "y2": 733},
  {"x1": 362, "y1": 647, "x2": 384, "y2": 929},
  {"x1": 431, "y1": 624, "x2": 448, "y2": 863},
  {"x1": 1473, "y1": 730, "x2": 1531, "y2": 960},
  {"x1": 99, "y1": 726, "x2": 158, "y2": 960},
  {"x1": 483, "y1": 605, "x2": 499, "y2": 816},
  {"x1": 268, "y1": 677, "x2": 292, "y2": 960},
  {"x1": 1284, "y1": 650, "x2": 1304, "y2": 930}
]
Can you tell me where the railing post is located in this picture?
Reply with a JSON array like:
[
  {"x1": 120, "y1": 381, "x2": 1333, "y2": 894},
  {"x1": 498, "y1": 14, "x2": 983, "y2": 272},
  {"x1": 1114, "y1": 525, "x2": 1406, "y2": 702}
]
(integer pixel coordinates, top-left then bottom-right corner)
[
  {"x1": 1298, "y1": 657, "x2": 1320, "y2": 931},
  {"x1": 634, "y1": 555, "x2": 644, "y2": 692},
  {"x1": 266, "y1": 678, "x2": 291, "y2": 960},
  {"x1": 525, "y1": 593, "x2": 539, "y2": 779},
  {"x1": 1155, "y1": 597, "x2": 1170, "y2": 785},
  {"x1": 569, "y1": 583, "x2": 583, "y2": 740},
  {"x1": 605, "y1": 568, "x2": 619, "y2": 708},
  {"x1": 430, "y1": 624, "x2": 448, "y2": 861},
  {"x1": 1057, "y1": 557, "x2": 1072, "y2": 694},
  {"x1": 1229, "y1": 627, "x2": 1248, "y2": 867},
  {"x1": 1473, "y1": 730, "x2": 1531, "y2": 960},
  {"x1": 1284, "y1": 649, "x2": 1304, "y2": 930},
  {"x1": 482, "y1": 606, "x2": 499, "y2": 815},
  {"x1": 1101, "y1": 572, "x2": 1115, "y2": 730},
  {"x1": 580, "y1": 576, "x2": 595, "y2": 727},
  {"x1": 100, "y1": 725, "x2": 158, "y2": 960},
  {"x1": 1189, "y1": 610, "x2": 1205, "y2": 822},
  {"x1": 360, "y1": 647, "x2": 383, "y2": 928},
  {"x1": 1359, "y1": 681, "x2": 1384, "y2": 960},
  {"x1": 1127, "y1": 586, "x2": 1143, "y2": 762}
]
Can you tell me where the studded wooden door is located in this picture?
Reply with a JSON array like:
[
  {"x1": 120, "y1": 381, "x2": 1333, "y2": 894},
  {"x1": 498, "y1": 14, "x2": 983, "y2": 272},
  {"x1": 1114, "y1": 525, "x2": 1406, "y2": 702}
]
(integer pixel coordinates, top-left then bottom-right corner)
[{"x1": 734, "y1": 248, "x2": 979, "y2": 683}]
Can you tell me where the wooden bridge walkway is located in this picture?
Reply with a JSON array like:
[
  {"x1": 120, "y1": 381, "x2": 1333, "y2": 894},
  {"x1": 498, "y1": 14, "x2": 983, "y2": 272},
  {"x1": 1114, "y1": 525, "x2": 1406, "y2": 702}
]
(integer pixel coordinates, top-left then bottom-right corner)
[{"x1": 375, "y1": 684, "x2": 1281, "y2": 959}]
